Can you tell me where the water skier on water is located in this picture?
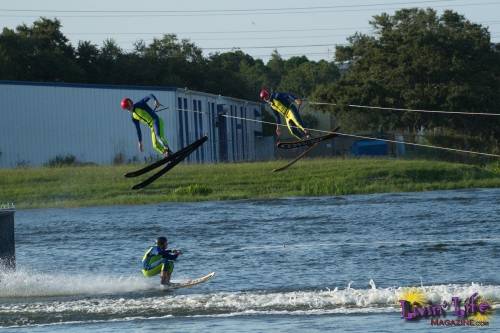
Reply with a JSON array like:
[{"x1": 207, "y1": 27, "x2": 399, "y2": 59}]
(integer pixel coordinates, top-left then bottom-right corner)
[
  {"x1": 259, "y1": 88, "x2": 310, "y2": 141},
  {"x1": 142, "y1": 236, "x2": 181, "y2": 285},
  {"x1": 120, "y1": 94, "x2": 171, "y2": 157}
]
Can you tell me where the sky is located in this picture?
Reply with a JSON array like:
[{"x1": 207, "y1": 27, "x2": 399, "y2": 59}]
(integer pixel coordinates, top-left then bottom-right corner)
[{"x1": 2, "y1": 0, "x2": 500, "y2": 62}]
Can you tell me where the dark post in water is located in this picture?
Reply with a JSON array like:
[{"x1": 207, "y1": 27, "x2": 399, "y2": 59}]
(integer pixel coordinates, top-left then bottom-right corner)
[{"x1": 0, "y1": 203, "x2": 15, "y2": 270}]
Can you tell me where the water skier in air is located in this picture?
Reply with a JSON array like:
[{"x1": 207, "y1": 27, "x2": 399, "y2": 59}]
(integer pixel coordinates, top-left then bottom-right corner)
[
  {"x1": 120, "y1": 94, "x2": 171, "y2": 157},
  {"x1": 259, "y1": 88, "x2": 310, "y2": 141},
  {"x1": 142, "y1": 236, "x2": 181, "y2": 285},
  {"x1": 121, "y1": 94, "x2": 208, "y2": 189}
]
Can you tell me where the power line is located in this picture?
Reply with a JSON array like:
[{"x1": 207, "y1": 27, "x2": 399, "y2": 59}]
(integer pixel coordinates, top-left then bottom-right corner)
[
  {"x1": 64, "y1": 27, "x2": 373, "y2": 35},
  {"x1": 71, "y1": 34, "x2": 368, "y2": 41},
  {"x1": 45, "y1": 20, "x2": 500, "y2": 36},
  {"x1": 119, "y1": 50, "x2": 336, "y2": 59},
  {"x1": 63, "y1": 20, "x2": 500, "y2": 36},
  {"x1": 223, "y1": 33, "x2": 497, "y2": 41},
  {"x1": 249, "y1": 52, "x2": 334, "y2": 58},
  {"x1": 0, "y1": 1, "x2": 469, "y2": 14},
  {"x1": 121, "y1": 43, "x2": 346, "y2": 52},
  {"x1": 201, "y1": 43, "x2": 339, "y2": 50},
  {"x1": 77, "y1": 30, "x2": 499, "y2": 56},
  {"x1": 121, "y1": 35, "x2": 498, "y2": 50},
  {"x1": 104, "y1": 34, "x2": 500, "y2": 45},
  {"x1": 1, "y1": 1, "x2": 499, "y2": 17}
]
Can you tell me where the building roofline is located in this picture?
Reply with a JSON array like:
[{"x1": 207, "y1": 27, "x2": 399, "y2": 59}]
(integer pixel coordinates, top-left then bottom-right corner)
[
  {"x1": 178, "y1": 88, "x2": 261, "y2": 105},
  {"x1": 0, "y1": 80, "x2": 262, "y2": 105},
  {"x1": 0, "y1": 80, "x2": 177, "y2": 92}
]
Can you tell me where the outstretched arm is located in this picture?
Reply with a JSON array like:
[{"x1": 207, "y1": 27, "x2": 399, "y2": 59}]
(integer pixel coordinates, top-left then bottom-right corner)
[
  {"x1": 132, "y1": 118, "x2": 143, "y2": 151},
  {"x1": 142, "y1": 94, "x2": 162, "y2": 110},
  {"x1": 274, "y1": 110, "x2": 282, "y2": 137},
  {"x1": 160, "y1": 249, "x2": 181, "y2": 260},
  {"x1": 286, "y1": 93, "x2": 302, "y2": 109},
  {"x1": 149, "y1": 94, "x2": 162, "y2": 109}
]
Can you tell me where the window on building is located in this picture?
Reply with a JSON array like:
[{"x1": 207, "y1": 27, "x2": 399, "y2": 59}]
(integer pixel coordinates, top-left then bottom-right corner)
[
  {"x1": 241, "y1": 106, "x2": 245, "y2": 160},
  {"x1": 211, "y1": 102, "x2": 216, "y2": 162},
  {"x1": 193, "y1": 100, "x2": 199, "y2": 162},
  {"x1": 178, "y1": 97, "x2": 184, "y2": 147},
  {"x1": 198, "y1": 101, "x2": 204, "y2": 162},
  {"x1": 184, "y1": 98, "x2": 189, "y2": 160}
]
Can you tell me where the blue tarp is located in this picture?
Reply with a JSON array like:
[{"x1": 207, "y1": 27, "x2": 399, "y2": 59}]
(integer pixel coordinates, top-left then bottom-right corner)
[{"x1": 351, "y1": 140, "x2": 388, "y2": 156}]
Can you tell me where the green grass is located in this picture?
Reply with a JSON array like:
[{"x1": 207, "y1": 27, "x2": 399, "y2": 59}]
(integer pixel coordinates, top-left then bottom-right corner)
[{"x1": 1, "y1": 158, "x2": 499, "y2": 209}]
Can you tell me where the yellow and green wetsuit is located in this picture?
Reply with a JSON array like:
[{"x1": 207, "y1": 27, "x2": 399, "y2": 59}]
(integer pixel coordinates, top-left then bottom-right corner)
[
  {"x1": 142, "y1": 245, "x2": 179, "y2": 277},
  {"x1": 268, "y1": 92, "x2": 308, "y2": 140},
  {"x1": 131, "y1": 94, "x2": 170, "y2": 154}
]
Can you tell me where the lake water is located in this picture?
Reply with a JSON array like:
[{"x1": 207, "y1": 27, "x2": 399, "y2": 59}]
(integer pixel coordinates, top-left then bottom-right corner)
[{"x1": 1, "y1": 188, "x2": 499, "y2": 332}]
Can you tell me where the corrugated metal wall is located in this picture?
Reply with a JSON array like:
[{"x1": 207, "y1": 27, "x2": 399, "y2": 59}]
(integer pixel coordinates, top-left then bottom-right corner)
[
  {"x1": 0, "y1": 81, "x2": 263, "y2": 168},
  {"x1": 174, "y1": 89, "x2": 261, "y2": 164}
]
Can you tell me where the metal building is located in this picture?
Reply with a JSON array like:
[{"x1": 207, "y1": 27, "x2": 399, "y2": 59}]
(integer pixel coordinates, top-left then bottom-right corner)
[{"x1": 0, "y1": 81, "x2": 264, "y2": 167}]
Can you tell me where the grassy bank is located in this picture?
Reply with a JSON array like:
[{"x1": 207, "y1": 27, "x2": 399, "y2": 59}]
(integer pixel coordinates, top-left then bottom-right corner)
[{"x1": 1, "y1": 158, "x2": 499, "y2": 209}]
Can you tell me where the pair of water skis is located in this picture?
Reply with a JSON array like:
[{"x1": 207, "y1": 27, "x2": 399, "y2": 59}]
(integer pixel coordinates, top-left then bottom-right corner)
[
  {"x1": 124, "y1": 128, "x2": 338, "y2": 188},
  {"x1": 124, "y1": 136, "x2": 208, "y2": 189},
  {"x1": 273, "y1": 127, "x2": 340, "y2": 172}
]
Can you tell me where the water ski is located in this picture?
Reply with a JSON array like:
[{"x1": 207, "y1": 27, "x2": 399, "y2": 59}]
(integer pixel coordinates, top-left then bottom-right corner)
[
  {"x1": 125, "y1": 136, "x2": 208, "y2": 190},
  {"x1": 125, "y1": 136, "x2": 208, "y2": 178},
  {"x1": 272, "y1": 143, "x2": 319, "y2": 172},
  {"x1": 273, "y1": 128, "x2": 340, "y2": 172},
  {"x1": 277, "y1": 127, "x2": 340, "y2": 150},
  {"x1": 161, "y1": 272, "x2": 215, "y2": 290}
]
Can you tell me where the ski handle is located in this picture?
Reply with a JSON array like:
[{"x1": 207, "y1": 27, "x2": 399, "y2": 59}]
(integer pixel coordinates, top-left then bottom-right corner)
[
  {"x1": 155, "y1": 106, "x2": 169, "y2": 113},
  {"x1": 152, "y1": 97, "x2": 168, "y2": 112},
  {"x1": 294, "y1": 97, "x2": 305, "y2": 112}
]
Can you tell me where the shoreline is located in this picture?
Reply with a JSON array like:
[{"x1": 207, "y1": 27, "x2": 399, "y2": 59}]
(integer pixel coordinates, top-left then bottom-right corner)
[{"x1": 1, "y1": 157, "x2": 499, "y2": 209}]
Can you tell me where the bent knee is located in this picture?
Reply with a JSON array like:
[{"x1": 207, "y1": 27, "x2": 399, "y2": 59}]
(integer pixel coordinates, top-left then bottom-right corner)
[{"x1": 162, "y1": 261, "x2": 174, "y2": 274}]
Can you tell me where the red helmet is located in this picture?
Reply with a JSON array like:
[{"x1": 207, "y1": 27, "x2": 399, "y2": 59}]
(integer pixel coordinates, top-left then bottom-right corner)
[
  {"x1": 120, "y1": 98, "x2": 133, "y2": 110},
  {"x1": 259, "y1": 88, "x2": 270, "y2": 101}
]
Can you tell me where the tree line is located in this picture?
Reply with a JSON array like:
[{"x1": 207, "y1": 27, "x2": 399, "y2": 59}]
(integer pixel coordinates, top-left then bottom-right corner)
[
  {"x1": 314, "y1": 8, "x2": 499, "y2": 152},
  {"x1": 0, "y1": 17, "x2": 339, "y2": 100},
  {"x1": 1, "y1": 9, "x2": 499, "y2": 151}
]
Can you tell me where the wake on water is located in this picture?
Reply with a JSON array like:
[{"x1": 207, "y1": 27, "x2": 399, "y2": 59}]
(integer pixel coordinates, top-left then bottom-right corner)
[
  {"x1": 0, "y1": 267, "x2": 154, "y2": 297},
  {"x1": 1, "y1": 268, "x2": 499, "y2": 327}
]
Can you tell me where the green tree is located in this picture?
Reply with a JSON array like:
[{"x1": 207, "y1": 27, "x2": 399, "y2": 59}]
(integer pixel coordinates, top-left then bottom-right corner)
[
  {"x1": 321, "y1": 8, "x2": 500, "y2": 141},
  {"x1": 76, "y1": 41, "x2": 100, "y2": 83},
  {"x1": 279, "y1": 59, "x2": 339, "y2": 97},
  {"x1": 96, "y1": 39, "x2": 125, "y2": 84},
  {"x1": 204, "y1": 50, "x2": 266, "y2": 99},
  {"x1": 135, "y1": 34, "x2": 205, "y2": 88},
  {"x1": 266, "y1": 51, "x2": 285, "y2": 88},
  {"x1": 0, "y1": 18, "x2": 80, "y2": 81},
  {"x1": 0, "y1": 18, "x2": 340, "y2": 110}
]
